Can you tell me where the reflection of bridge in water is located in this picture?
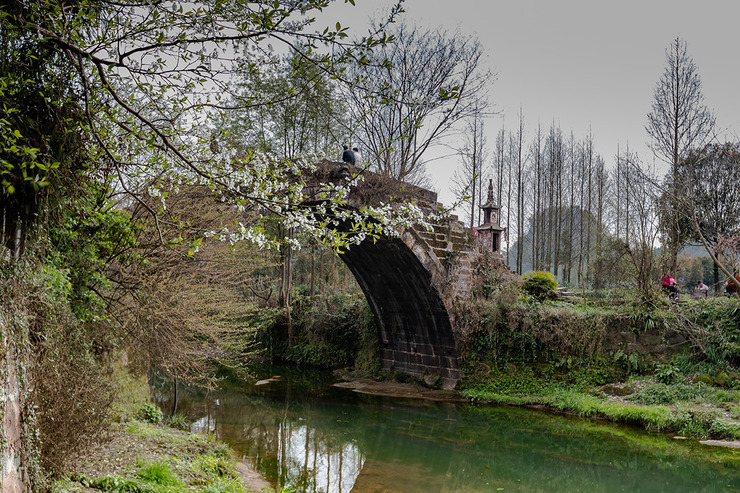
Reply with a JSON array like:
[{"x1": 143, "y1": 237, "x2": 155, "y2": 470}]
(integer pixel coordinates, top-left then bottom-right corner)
[{"x1": 303, "y1": 161, "x2": 501, "y2": 389}]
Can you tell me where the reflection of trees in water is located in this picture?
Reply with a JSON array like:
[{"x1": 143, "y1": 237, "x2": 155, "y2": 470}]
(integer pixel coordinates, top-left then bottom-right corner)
[
  {"x1": 151, "y1": 376, "x2": 740, "y2": 492},
  {"x1": 212, "y1": 395, "x2": 365, "y2": 492},
  {"x1": 152, "y1": 376, "x2": 366, "y2": 492}
]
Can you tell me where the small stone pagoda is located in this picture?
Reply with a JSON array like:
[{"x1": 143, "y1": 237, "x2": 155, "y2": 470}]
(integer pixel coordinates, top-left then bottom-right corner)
[{"x1": 475, "y1": 179, "x2": 505, "y2": 257}]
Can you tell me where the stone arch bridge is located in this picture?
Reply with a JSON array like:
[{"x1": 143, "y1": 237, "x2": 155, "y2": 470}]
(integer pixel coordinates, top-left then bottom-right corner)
[{"x1": 302, "y1": 161, "x2": 497, "y2": 389}]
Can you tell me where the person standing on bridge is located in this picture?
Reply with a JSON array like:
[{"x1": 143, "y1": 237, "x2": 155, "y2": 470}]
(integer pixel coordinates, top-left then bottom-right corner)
[
  {"x1": 352, "y1": 147, "x2": 362, "y2": 165},
  {"x1": 341, "y1": 145, "x2": 355, "y2": 165}
]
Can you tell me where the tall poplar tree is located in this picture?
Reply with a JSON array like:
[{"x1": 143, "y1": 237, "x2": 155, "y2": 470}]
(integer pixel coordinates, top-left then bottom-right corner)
[{"x1": 646, "y1": 36, "x2": 715, "y2": 269}]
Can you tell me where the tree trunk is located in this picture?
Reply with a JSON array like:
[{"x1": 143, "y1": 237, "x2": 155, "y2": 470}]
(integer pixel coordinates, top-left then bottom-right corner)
[
  {"x1": 171, "y1": 374, "x2": 179, "y2": 416},
  {"x1": 310, "y1": 245, "x2": 316, "y2": 298}
]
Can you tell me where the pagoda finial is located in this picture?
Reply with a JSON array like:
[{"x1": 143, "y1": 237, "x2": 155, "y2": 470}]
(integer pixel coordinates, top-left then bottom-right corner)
[{"x1": 487, "y1": 178, "x2": 494, "y2": 203}]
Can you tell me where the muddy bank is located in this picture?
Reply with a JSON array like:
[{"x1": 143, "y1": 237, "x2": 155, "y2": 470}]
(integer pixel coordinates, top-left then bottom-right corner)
[
  {"x1": 334, "y1": 379, "x2": 468, "y2": 402},
  {"x1": 235, "y1": 461, "x2": 271, "y2": 491}
]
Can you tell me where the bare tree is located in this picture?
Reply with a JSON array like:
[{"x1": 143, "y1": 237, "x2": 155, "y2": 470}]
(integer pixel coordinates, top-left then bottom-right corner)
[
  {"x1": 624, "y1": 160, "x2": 663, "y2": 300},
  {"x1": 531, "y1": 123, "x2": 544, "y2": 270},
  {"x1": 514, "y1": 109, "x2": 526, "y2": 273},
  {"x1": 340, "y1": 21, "x2": 491, "y2": 183},
  {"x1": 452, "y1": 110, "x2": 488, "y2": 229},
  {"x1": 583, "y1": 129, "x2": 594, "y2": 280},
  {"x1": 646, "y1": 36, "x2": 716, "y2": 268}
]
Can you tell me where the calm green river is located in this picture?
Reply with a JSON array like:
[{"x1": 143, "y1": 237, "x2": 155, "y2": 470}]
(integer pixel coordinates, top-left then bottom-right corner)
[{"x1": 152, "y1": 368, "x2": 740, "y2": 493}]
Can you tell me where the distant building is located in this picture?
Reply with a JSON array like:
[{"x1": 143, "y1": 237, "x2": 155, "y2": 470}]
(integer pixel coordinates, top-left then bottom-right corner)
[{"x1": 475, "y1": 179, "x2": 505, "y2": 257}]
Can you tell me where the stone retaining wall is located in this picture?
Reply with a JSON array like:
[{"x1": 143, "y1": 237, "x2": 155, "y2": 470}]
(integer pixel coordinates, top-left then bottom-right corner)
[{"x1": 603, "y1": 325, "x2": 687, "y2": 359}]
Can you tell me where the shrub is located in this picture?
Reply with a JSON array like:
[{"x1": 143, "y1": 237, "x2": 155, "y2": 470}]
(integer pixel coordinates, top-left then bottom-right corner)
[
  {"x1": 655, "y1": 363, "x2": 681, "y2": 384},
  {"x1": 139, "y1": 403, "x2": 163, "y2": 424},
  {"x1": 612, "y1": 349, "x2": 647, "y2": 375},
  {"x1": 521, "y1": 271, "x2": 557, "y2": 300},
  {"x1": 193, "y1": 454, "x2": 233, "y2": 479},
  {"x1": 15, "y1": 263, "x2": 117, "y2": 477},
  {"x1": 710, "y1": 419, "x2": 740, "y2": 439}
]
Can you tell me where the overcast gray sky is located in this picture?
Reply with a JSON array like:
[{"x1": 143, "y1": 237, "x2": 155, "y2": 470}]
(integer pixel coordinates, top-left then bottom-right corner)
[{"x1": 324, "y1": 0, "x2": 740, "y2": 206}]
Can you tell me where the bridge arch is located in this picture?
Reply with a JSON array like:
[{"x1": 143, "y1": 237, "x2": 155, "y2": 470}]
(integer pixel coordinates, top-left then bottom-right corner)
[{"x1": 339, "y1": 230, "x2": 461, "y2": 389}]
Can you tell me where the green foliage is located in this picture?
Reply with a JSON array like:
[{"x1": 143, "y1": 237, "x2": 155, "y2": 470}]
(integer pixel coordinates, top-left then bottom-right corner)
[
  {"x1": 192, "y1": 453, "x2": 234, "y2": 479},
  {"x1": 655, "y1": 363, "x2": 681, "y2": 384},
  {"x1": 86, "y1": 475, "x2": 150, "y2": 493},
  {"x1": 487, "y1": 373, "x2": 556, "y2": 395},
  {"x1": 139, "y1": 403, "x2": 164, "y2": 424},
  {"x1": 136, "y1": 461, "x2": 182, "y2": 487},
  {"x1": 710, "y1": 419, "x2": 740, "y2": 440},
  {"x1": 0, "y1": 78, "x2": 63, "y2": 195},
  {"x1": 61, "y1": 451, "x2": 248, "y2": 493},
  {"x1": 627, "y1": 383, "x2": 705, "y2": 405},
  {"x1": 521, "y1": 270, "x2": 558, "y2": 300},
  {"x1": 53, "y1": 420, "x2": 250, "y2": 492},
  {"x1": 661, "y1": 299, "x2": 740, "y2": 370},
  {"x1": 165, "y1": 413, "x2": 189, "y2": 431},
  {"x1": 252, "y1": 292, "x2": 377, "y2": 370},
  {"x1": 0, "y1": 24, "x2": 88, "y2": 259},
  {"x1": 464, "y1": 382, "x2": 677, "y2": 431},
  {"x1": 47, "y1": 192, "x2": 139, "y2": 322},
  {"x1": 458, "y1": 297, "x2": 611, "y2": 374},
  {"x1": 459, "y1": 293, "x2": 740, "y2": 438},
  {"x1": 673, "y1": 404, "x2": 722, "y2": 437},
  {"x1": 612, "y1": 349, "x2": 647, "y2": 375},
  {"x1": 563, "y1": 358, "x2": 619, "y2": 387}
]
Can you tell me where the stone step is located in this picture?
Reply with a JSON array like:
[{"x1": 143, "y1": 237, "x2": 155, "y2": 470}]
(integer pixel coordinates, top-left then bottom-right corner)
[
  {"x1": 418, "y1": 231, "x2": 447, "y2": 242},
  {"x1": 450, "y1": 235, "x2": 472, "y2": 248},
  {"x1": 431, "y1": 224, "x2": 453, "y2": 234},
  {"x1": 432, "y1": 247, "x2": 450, "y2": 258},
  {"x1": 420, "y1": 238, "x2": 448, "y2": 250}
]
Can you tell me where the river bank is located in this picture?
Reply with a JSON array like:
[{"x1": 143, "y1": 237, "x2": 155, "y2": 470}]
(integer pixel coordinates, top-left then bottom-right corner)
[
  {"x1": 337, "y1": 374, "x2": 740, "y2": 447},
  {"x1": 51, "y1": 420, "x2": 271, "y2": 493}
]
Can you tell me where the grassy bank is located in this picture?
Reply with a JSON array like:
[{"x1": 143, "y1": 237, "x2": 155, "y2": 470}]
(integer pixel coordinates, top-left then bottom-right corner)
[
  {"x1": 457, "y1": 292, "x2": 740, "y2": 440},
  {"x1": 47, "y1": 368, "x2": 276, "y2": 493},
  {"x1": 463, "y1": 372, "x2": 740, "y2": 439},
  {"x1": 50, "y1": 419, "x2": 273, "y2": 493}
]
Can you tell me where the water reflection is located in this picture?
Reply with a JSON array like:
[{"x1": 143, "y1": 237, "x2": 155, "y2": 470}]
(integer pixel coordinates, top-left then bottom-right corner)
[
  {"x1": 152, "y1": 370, "x2": 740, "y2": 493},
  {"x1": 191, "y1": 415, "x2": 215, "y2": 434},
  {"x1": 270, "y1": 424, "x2": 363, "y2": 493}
]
